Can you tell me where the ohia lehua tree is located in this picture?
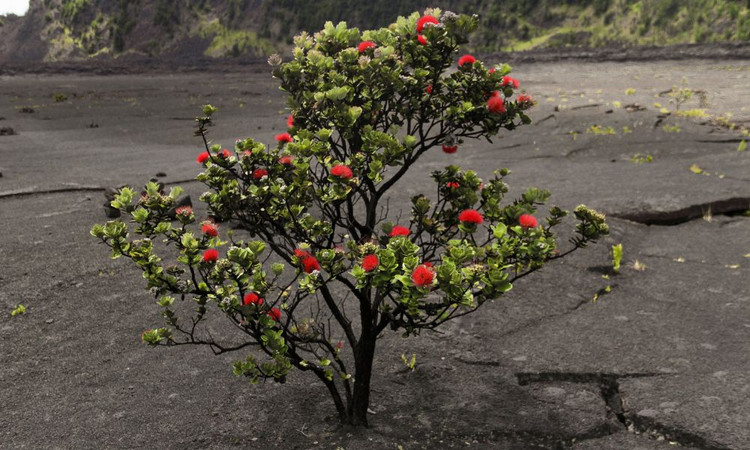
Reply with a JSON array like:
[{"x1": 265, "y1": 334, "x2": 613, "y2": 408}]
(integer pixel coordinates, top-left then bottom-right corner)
[{"x1": 91, "y1": 9, "x2": 608, "y2": 426}]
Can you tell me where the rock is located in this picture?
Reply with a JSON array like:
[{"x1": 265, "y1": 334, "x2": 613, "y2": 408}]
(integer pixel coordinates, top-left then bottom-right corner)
[{"x1": 0, "y1": 127, "x2": 16, "y2": 135}]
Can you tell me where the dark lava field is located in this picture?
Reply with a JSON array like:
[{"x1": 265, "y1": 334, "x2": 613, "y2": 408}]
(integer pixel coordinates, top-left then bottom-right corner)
[{"x1": 1, "y1": 59, "x2": 749, "y2": 449}]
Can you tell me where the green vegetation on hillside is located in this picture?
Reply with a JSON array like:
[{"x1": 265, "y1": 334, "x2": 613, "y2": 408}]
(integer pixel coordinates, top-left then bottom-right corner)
[{"x1": 10, "y1": 0, "x2": 750, "y2": 60}]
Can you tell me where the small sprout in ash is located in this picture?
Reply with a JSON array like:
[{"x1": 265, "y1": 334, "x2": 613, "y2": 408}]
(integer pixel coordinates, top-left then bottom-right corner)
[
  {"x1": 11, "y1": 304, "x2": 26, "y2": 317},
  {"x1": 401, "y1": 353, "x2": 417, "y2": 372},
  {"x1": 630, "y1": 154, "x2": 653, "y2": 164},
  {"x1": 611, "y1": 244, "x2": 623, "y2": 274},
  {"x1": 689, "y1": 163, "x2": 708, "y2": 175},
  {"x1": 587, "y1": 125, "x2": 616, "y2": 135}
]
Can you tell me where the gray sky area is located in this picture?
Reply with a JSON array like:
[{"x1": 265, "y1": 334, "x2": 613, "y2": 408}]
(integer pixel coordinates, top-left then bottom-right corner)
[{"x1": 0, "y1": 0, "x2": 29, "y2": 15}]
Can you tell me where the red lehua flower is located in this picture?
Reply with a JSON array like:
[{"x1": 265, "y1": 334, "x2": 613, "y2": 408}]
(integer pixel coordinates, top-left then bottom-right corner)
[
  {"x1": 426, "y1": 84, "x2": 433, "y2": 94},
  {"x1": 459, "y1": 209, "x2": 484, "y2": 225},
  {"x1": 175, "y1": 206, "x2": 193, "y2": 216},
  {"x1": 362, "y1": 254, "x2": 379, "y2": 272},
  {"x1": 202, "y1": 248, "x2": 219, "y2": 263},
  {"x1": 519, "y1": 214, "x2": 539, "y2": 229},
  {"x1": 417, "y1": 34, "x2": 428, "y2": 45},
  {"x1": 423, "y1": 261, "x2": 434, "y2": 268},
  {"x1": 442, "y1": 144, "x2": 458, "y2": 154},
  {"x1": 411, "y1": 264, "x2": 435, "y2": 288},
  {"x1": 416, "y1": 15, "x2": 439, "y2": 33},
  {"x1": 243, "y1": 292, "x2": 263, "y2": 306},
  {"x1": 279, "y1": 155, "x2": 294, "y2": 166},
  {"x1": 268, "y1": 307, "x2": 282, "y2": 322},
  {"x1": 488, "y1": 67, "x2": 496, "y2": 75},
  {"x1": 197, "y1": 152, "x2": 210, "y2": 164},
  {"x1": 330, "y1": 165, "x2": 353, "y2": 179},
  {"x1": 253, "y1": 168, "x2": 268, "y2": 180},
  {"x1": 389, "y1": 225, "x2": 410, "y2": 237},
  {"x1": 336, "y1": 341, "x2": 344, "y2": 349},
  {"x1": 287, "y1": 114, "x2": 294, "y2": 128},
  {"x1": 502, "y1": 76, "x2": 520, "y2": 89},
  {"x1": 220, "y1": 149, "x2": 231, "y2": 158},
  {"x1": 301, "y1": 256, "x2": 321, "y2": 273},
  {"x1": 517, "y1": 94, "x2": 534, "y2": 109},
  {"x1": 242, "y1": 150, "x2": 252, "y2": 157},
  {"x1": 446, "y1": 181, "x2": 459, "y2": 189},
  {"x1": 294, "y1": 248, "x2": 311, "y2": 259},
  {"x1": 487, "y1": 93, "x2": 506, "y2": 114},
  {"x1": 358, "y1": 41, "x2": 376, "y2": 53},
  {"x1": 201, "y1": 222, "x2": 219, "y2": 237},
  {"x1": 275, "y1": 132, "x2": 292, "y2": 143},
  {"x1": 458, "y1": 54, "x2": 476, "y2": 68}
]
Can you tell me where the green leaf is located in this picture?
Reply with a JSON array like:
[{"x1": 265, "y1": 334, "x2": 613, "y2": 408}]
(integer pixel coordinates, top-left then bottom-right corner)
[
  {"x1": 492, "y1": 223, "x2": 507, "y2": 239},
  {"x1": 11, "y1": 304, "x2": 26, "y2": 317}
]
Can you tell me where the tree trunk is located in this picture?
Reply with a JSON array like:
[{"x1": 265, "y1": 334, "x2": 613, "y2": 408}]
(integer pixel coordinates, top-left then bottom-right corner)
[{"x1": 348, "y1": 332, "x2": 377, "y2": 426}]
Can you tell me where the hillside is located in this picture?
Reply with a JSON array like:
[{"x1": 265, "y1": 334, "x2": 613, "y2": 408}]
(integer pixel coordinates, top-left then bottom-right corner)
[{"x1": 1, "y1": 0, "x2": 749, "y2": 63}]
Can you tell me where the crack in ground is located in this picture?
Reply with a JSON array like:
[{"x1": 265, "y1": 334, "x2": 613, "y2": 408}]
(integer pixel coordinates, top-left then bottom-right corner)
[
  {"x1": 0, "y1": 178, "x2": 201, "y2": 200},
  {"x1": 516, "y1": 371, "x2": 731, "y2": 449},
  {"x1": 610, "y1": 197, "x2": 750, "y2": 225},
  {"x1": 696, "y1": 138, "x2": 746, "y2": 144}
]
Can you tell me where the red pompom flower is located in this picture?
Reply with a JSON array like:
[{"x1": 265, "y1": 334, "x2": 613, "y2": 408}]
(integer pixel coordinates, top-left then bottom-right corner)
[
  {"x1": 411, "y1": 264, "x2": 435, "y2": 288},
  {"x1": 362, "y1": 254, "x2": 379, "y2": 272},
  {"x1": 519, "y1": 214, "x2": 539, "y2": 229},
  {"x1": 358, "y1": 41, "x2": 376, "y2": 53},
  {"x1": 416, "y1": 15, "x2": 439, "y2": 33},
  {"x1": 202, "y1": 248, "x2": 219, "y2": 263},
  {"x1": 201, "y1": 222, "x2": 218, "y2": 237},
  {"x1": 301, "y1": 255, "x2": 321, "y2": 273},
  {"x1": 446, "y1": 181, "x2": 459, "y2": 189},
  {"x1": 487, "y1": 93, "x2": 506, "y2": 114},
  {"x1": 253, "y1": 168, "x2": 268, "y2": 180},
  {"x1": 458, "y1": 54, "x2": 476, "y2": 68},
  {"x1": 220, "y1": 149, "x2": 231, "y2": 159},
  {"x1": 502, "y1": 76, "x2": 520, "y2": 89},
  {"x1": 175, "y1": 206, "x2": 193, "y2": 216},
  {"x1": 389, "y1": 225, "x2": 410, "y2": 237},
  {"x1": 243, "y1": 292, "x2": 263, "y2": 306},
  {"x1": 197, "y1": 152, "x2": 210, "y2": 164},
  {"x1": 426, "y1": 84, "x2": 433, "y2": 94},
  {"x1": 442, "y1": 144, "x2": 457, "y2": 154},
  {"x1": 275, "y1": 132, "x2": 292, "y2": 143},
  {"x1": 458, "y1": 209, "x2": 484, "y2": 225},
  {"x1": 330, "y1": 165, "x2": 353, "y2": 179},
  {"x1": 517, "y1": 94, "x2": 534, "y2": 110},
  {"x1": 287, "y1": 114, "x2": 294, "y2": 128},
  {"x1": 417, "y1": 34, "x2": 428, "y2": 45},
  {"x1": 279, "y1": 155, "x2": 294, "y2": 166},
  {"x1": 268, "y1": 307, "x2": 282, "y2": 322}
]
